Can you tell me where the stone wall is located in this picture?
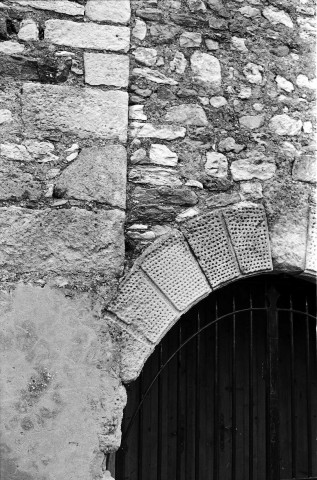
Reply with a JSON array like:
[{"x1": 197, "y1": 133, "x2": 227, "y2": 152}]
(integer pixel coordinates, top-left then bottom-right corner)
[{"x1": 0, "y1": 0, "x2": 315, "y2": 479}]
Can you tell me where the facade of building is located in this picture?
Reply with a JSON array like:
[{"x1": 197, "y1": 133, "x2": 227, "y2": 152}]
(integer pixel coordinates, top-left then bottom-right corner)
[{"x1": 0, "y1": 0, "x2": 316, "y2": 479}]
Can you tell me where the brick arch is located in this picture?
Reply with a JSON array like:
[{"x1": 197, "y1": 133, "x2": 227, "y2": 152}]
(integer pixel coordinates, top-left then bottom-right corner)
[{"x1": 107, "y1": 202, "x2": 316, "y2": 383}]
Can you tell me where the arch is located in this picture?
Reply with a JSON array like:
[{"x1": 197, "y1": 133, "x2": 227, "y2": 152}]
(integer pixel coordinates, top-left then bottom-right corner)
[{"x1": 106, "y1": 201, "x2": 317, "y2": 383}]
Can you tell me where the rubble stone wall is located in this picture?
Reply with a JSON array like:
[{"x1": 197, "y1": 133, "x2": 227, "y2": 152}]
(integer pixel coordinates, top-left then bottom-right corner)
[{"x1": 0, "y1": 0, "x2": 315, "y2": 479}]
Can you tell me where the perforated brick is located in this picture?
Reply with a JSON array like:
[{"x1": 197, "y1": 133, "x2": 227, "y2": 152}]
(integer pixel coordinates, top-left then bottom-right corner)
[
  {"x1": 106, "y1": 317, "x2": 154, "y2": 383},
  {"x1": 181, "y1": 212, "x2": 240, "y2": 288},
  {"x1": 305, "y1": 206, "x2": 317, "y2": 274},
  {"x1": 223, "y1": 204, "x2": 272, "y2": 274},
  {"x1": 141, "y1": 234, "x2": 211, "y2": 312},
  {"x1": 109, "y1": 269, "x2": 177, "y2": 343}
]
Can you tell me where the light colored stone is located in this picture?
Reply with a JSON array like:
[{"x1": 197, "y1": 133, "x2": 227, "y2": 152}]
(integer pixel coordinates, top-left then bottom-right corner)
[
  {"x1": 149, "y1": 144, "x2": 178, "y2": 166},
  {"x1": 22, "y1": 83, "x2": 128, "y2": 142},
  {"x1": 243, "y1": 62, "x2": 263, "y2": 84},
  {"x1": 176, "y1": 206, "x2": 200, "y2": 222},
  {"x1": 170, "y1": 52, "x2": 187, "y2": 74},
  {"x1": 187, "y1": 0, "x2": 206, "y2": 12},
  {"x1": 210, "y1": 96, "x2": 227, "y2": 108},
  {"x1": 133, "y1": 19, "x2": 147, "y2": 40},
  {"x1": 0, "y1": 143, "x2": 32, "y2": 161},
  {"x1": 185, "y1": 179, "x2": 204, "y2": 188},
  {"x1": 0, "y1": 109, "x2": 13, "y2": 124},
  {"x1": 292, "y1": 156, "x2": 316, "y2": 183},
  {"x1": 205, "y1": 151, "x2": 228, "y2": 178},
  {"x1": 130, "y1": 122, "x2": 186, "y2": 140},
  {"x1": 253, "y1": 103, "x2": 264, "y2": 111},
  {"x1": 129, "y1": 167, "x2": 182, "y2": 187},
  {"x1": 231, "y1": 158, "x2": 276, "y2": 180},
  {"x1": 85, "y1": 0, "x2": 131, "y2": 24},
  {"x1": 240, "y1": 181, "x2": 263, "y2": 200},
  {"x1": 263, "y1": 6, "x2": 294, "y2": 28},
  {"x1": 9, "y1": 0, "x2": 84, "y2": 15},
  {"x1": 180, "y1": 31, "x2": 202, "y2": 47},
  {"x1": 55, "y1": 146, "x2": 127, "y2": 208},
  {"x1": 84, "y1": 53, "x2": 129, "y2": 87},
  {"x1": 0, "y1": 40, "x2": 24, "y2": 54},
  {"x1": 296, "y1": 74, "x2": 316, "y2": 90},
  {"x1": 205, "y1": 38, "x2": 219, "y2": 50},
  {"x1": 131, "y1": 148, "x2": 147, "y2": 163},
  {"x1": 239, "y1": 114, "x2": 265, "y2": 129},
  {"x1": 129, "y1": 105, "x2": 147, "y2": 121},
  {"x1": 270, "y1": 114, "x2": 302, "y2": 136},
  {"x1": 231, "y1": 36, "x2": 248, "y2": 52},
  {"x1": 303, "y1": 121, "x2": 313, "y2": 134},
  {"x1": 190, "y1": 51, "x2": 221, "y2": 89},
  {"x1": 0, "y1": 160, "x2": 41, "y2": 200},
  {"x1": 238, "y1": 86, "x2": 252, "y2": 99},
  {"x1": 239, "y1": 5, "x2": 260, "y2": 16},
  {"x1": 18, "y1": 18, "x2": 39, "y2": 41},
  {"x1": 132, "y1": 67, "x2": 178, "y2": 85},
  {"x1": 24, "y1": 140, "x2": 55, "y2": 159},
  {"x1": 45, "y1": 19, "x2": 130, "y2": 52},
  {"x1": 164, "y1": 104, "x2": 208, "y2": 126},
  {"x1": 133, "y1": 47, "x2": 157, "y2": 66},
  {"x1": 276, "y1": 75, "x2": 294, "y2": 92}
]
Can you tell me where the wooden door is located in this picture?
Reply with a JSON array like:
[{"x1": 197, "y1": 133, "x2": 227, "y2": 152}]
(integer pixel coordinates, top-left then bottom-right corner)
[{"x1": 114, "y1": 275, "x2": 317, "y2": 480}]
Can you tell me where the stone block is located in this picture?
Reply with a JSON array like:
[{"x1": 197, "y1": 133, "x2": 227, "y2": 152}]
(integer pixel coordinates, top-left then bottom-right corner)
[
  {"x1": 182, "y1": 212, "x2": 240, "y2": 287},
  {"x1": 84, "y1": 53, "x2": 129, "y2": 88},
  {"x1": 22, "y1": 83, "x2": 128, "y2": 142},
  {"x1": 231, "y1": 158, "x2": 276, "y2": 181},
  {"x1": 292, "y1": 156, "x2": 317, "y2": 183},
  {"x1": 130, "y1": 122, "x2": 186, "y2": 139},
  {"x1": 164, "y1": 104, "x2": 208, "y2": 126},
  {"x1": 305, "y1": 205, "x2": 317, "y2": 274},
  {"x1": 190, "y1": 51, "x2": 221, "y2": 89},
  {"x1": 10, "y1": 0, "x2": 85, "y2": 15},
  {"x1": 0, "y1": 207, "x2": 125, "y2": 282},
  {"x1": 223, "y1": 203, "x2": 272, "y2": 274},
  {"x1": 45, "y1": 19, "x2": 130, "y2": 52},
  {"x1": 85, "y1": 0, "x2": 131, "y2": 24},
  {"x1": 0, "y1": 160, "x2": 42, "y2": 201},
  {"x1": 109, "y1": 268, "x2": 178, "y2": 343},
  {"x1": 129, "y1": 166, "x2": 182, "y2": 187},
  {"x1": 56, "y1": 145, "x2": 127, "y2": 208},
  {"x1": 140, "y1": 233, "x2": 211, "y2": 311}
]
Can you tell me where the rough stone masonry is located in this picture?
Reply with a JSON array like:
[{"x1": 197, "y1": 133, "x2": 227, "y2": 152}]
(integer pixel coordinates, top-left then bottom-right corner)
[{"x1": 0, "y1": 0, "x2": 315, "y2": 479}]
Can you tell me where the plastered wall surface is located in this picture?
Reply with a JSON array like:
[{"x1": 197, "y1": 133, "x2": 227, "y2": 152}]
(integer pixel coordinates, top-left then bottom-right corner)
[{"x1": 0, "y1": 0, "x2": 315, "y2": 479}]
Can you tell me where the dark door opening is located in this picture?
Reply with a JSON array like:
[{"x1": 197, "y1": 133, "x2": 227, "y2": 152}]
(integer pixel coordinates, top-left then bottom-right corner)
[{"x1": 115, "y1": 275, "x2": 317, "y2": 480}]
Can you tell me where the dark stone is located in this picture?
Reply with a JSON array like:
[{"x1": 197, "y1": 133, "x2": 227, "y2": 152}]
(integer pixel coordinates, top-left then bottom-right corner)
[
  {"x1": 0, "y1": 17, "x2": 8, "y2": 40},
  {"x1": 177, "y1": 88, "x2": 198, "y2": 97},
  {"x1": 208, "y1": 16, "x2": 228, "y2": 30},
  {"x1": 130, "y1": 95, "x2": 146, "y2": 104},
  {"x1": 200, "y1": 174, "x2": 233, "y2": 191},
  {"x1": 157, "y1": 86, "x2": 176, "y2": 101},
  {"x1": 129, "y1": 205, "x2": 177, "y2": 223},
  {"x1": 134, "y1": 186, "x2": 198, "y2": 206},
  {"x1": 205, "y1": 191, "x2": 240, "y2": 208},
  {"x1": 170, "y1": 13, "x2": 207, "y2": 27},
  {"x1": 136, "y1": 9, "x2": 163, "y2": 21},
  {"x1": 271, "y1": 45, "x2": 290, "y2": 57},
  {"x1": 0, "y1": 55, "x2": 39, "y2": 80},
  {"x1": 149, "y1": 23, "x2": 180, "y2": 43}
]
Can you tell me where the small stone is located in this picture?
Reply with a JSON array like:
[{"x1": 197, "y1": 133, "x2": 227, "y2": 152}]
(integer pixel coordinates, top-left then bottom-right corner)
[
  {"x1": 303, "y1": 121, "x2": 312, "y2": 134},
  {"x1": 65, "y1": 143, "x2": 79, "y2": 153},
  {"x1": 133, "y1": 19, "x2": 147, "y2": 40},
  {"x1": 238, "y1": 6, "x2": 260, "y2": 17},
  {"x1": 130, "y1": 122, "x2": 186, "y2": 140},
  {"x1": 231, "y1": 158, "x2": 276, "y2": 180},
  {"x1": 176, "y1": 207, "x2": 199, "y2": 222},
  {"x1": 170, "y1": 52, "x2": 187, "y2": 74},
  {"x1": 190, "y1": 51, "x2": 222, "y2": 89},
  {"x1": 156, "y1": 57, "x2": 165, "y2": 66},
  {"x1": 132, "y1": 68, "x2": 178, "y2": 85},
  {"x1": 55, "y1": 51, "x2": 75, "y2": 58},
  {"x1": 47, "y1": 168, "x2": 60, "y2": 180},
  {"x1": 206, "y1": 191, "x2": 240, "y2": 209},
  {"x1": 133, "y1": 47, "x2": 157, "y2": 66},
  {"x1": 131, "y1": 148, "x2": 147, "y2": 164},
  {"x1": 129, "y1": 105, "x2": 147, "y2": 121},
  {"x1": 263, "y1": 6, "x2": 294, "y2": 28},
  {"x1": 18, "y1": 19, "x2": 39, "y2": 41},
  {"x1": 199, "y1": 97, "x2": 209, "y2": 106},
  {"x1": 0, "y1": 40, "x2": 25, "y2": 55},
  {"x1": 292, "y1": 156, "x2": 316, "y2": 183},
  {"x1": 243, "y1": 63, "x2": 263, "y2": 84},
  {"x1": 275, "y1": 75, "x2": 294, "y2": 93},
  {"x1": 180, "y1": 31, "x2": 202, "y2": 47},
  {"x1": 136, "y1": 8, "x2": 163, "y2": 21},
  {"x1": 240, "y1": 181, "x2": 263, "y2": 200},
  {"x1": 270, "y1": 114, "x2": 302, "y2": 136},
  {"x1": 149, "y1": 23, "x2": 181, "y2": 44},
  {"x1": 231, "y1": 36, "x2": 248, "y2": 52},
  {"x1": 164, "y1": 104, "x2": 208, "y2": 126},
  {"x1": 66, "y1": 151, "x2": 79, "y2": 162},
  {"x1": 296, "y1": 74, "x2": 316, "y2": 90},
  {"x1": 205, "y1": 39, "x2": 219, "y2": 50},
  {"x1": 205, "y1": 151, "x2": 228, "y2": 178},
  {"x1": 24, "y1": 140, "x2": 55, "y2": 158},
  {"x1": 0, "y1": 143, "x2": 31, "y2": 161},
  {"x1": 253, "y1": 103, "x2": 264, "y2": 111},
  {"x1": 85, "y1": 0, "x2": 131, "y2": 24},
  {"x1": 271, "y1": 46, "x2": 289, "y2": 57},
  {"x1": 149, "y1": 144, "x2": 178, "y2": 166},
  {"x1": 84, "y1": 53, "x2": 129, "y2": 87},
  {"x1": 0, "y1": 109, "x2": 12, "y2": 124},
  {"x1": 238, "y1": 86, "x2": 252, "y2": 99},
  {"x1": 209, "y1": 96, "x2": 227, "y2": 108},
  {"x1": 187, "y1": 0, "x2": 206, "y2": 12},
  {"x1": 218, "y1": 137, "x2": 235, "y2": 152},
  {"x1": 239, "y1": 114, "x2": 265, "y2": 130},
  {"x1": 185, "y1": 179, "x2": 203, "y2": 188},
  {"x1": 129, "y1": 167, "x2": 182, "y2": 187}
]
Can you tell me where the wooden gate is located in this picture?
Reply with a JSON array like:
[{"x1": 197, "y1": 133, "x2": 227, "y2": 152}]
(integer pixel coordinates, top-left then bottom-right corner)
[{"x1": 114, "y1": 275, "x2": 317, "y2": 480}]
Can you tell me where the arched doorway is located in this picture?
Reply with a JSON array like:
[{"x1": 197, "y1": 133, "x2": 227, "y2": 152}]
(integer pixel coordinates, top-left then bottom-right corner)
[{"x1": 114, "y1": 275, "x2": 317, "y2": 480}]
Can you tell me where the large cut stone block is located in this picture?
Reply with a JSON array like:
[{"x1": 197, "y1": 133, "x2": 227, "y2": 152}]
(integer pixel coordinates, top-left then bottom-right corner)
[
  {"x1": 45, "y1": 19, "x2": 130, "y2": 52},
  {"x1": 9, "y1": 0, "x2": 85, "y2": 15},
  {"x1": 182, "y1": 212, "x2": 240, "y2": 287},
  {"x1": 56, "y1": 145, "x2": 127, "y2": 209},
  {"x1": 84, "y1": 53, "x2": 129, "y2": 87},
  {"x1": 85, "y1": 0, "x2": 131, "y2": 24},
  {"x1": 0, "y1": 207, "x2": 125, "y2": 282},
  {"x1": 22, "y1": 83, "x2": 128, "y2": 142},
  {"x1": 0, "y1": 284, "x2": 124, "y2": 480},
  {"x1": 223, "y1": 203, "x2": 272, "y2": 274},
  {"x1": 140, "y1": 232, "x2": 211, "y2": 311}
]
